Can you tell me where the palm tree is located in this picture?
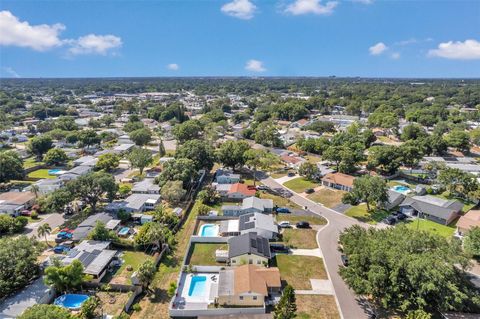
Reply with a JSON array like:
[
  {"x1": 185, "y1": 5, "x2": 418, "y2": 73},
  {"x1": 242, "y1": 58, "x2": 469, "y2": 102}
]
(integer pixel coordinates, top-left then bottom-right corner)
[
  {"x1": 30, "y1": 184, "x2": 40, "y2": 198},
  {"x1": 37, "y1": 223, "x2": 52, "y2": 246}
]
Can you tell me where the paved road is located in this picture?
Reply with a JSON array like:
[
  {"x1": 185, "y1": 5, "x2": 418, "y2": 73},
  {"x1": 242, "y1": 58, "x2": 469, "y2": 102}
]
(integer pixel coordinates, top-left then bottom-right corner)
[{"x1": 260, "y1": 175, "x2": 371, "y2": 319}]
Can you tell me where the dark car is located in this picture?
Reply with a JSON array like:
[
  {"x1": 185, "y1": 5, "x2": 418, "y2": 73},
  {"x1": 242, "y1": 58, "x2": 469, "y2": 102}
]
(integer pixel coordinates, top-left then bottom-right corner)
[
  {"x1": 257, "y1": 185, "x2": 270, "y2": 191},
  {"x1": 341, "y1": 254, "x2": 349, "y2": 266},
  {"x1": 275, "y1": 207, "x2": 291, "y2": 214},
  {"x1": 270, "y1": 243, "x2": 289, "y2": 253},
  {"x1": 296, "y1": 221, "x2": 310, "y2": 229},
  {"x1": 287, "y1": 172, "x2": 295, "y2": 177},
  {"x1": 53, "y1": 245, "x2": 70, "y2": 254},
  {"x1": 383, "y1": 216, "x2": 397, "y2": 225},
  {"x1": 305, "y1": 188, "x2": 315, "y2": 194},
  {"x1": 396, "y1": 212, "x2": 407, "y2": 220}
]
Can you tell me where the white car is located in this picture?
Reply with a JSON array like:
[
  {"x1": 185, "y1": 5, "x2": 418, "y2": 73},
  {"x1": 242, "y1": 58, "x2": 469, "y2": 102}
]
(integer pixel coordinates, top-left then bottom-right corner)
[{"x1": 278, "y1": 221, "x2": 291, "y2": 228}]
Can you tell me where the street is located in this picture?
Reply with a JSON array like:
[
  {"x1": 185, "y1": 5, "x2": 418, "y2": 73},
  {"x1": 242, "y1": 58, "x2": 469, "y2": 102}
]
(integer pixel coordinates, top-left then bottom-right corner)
[{"x1": 260, "y1": 175, "x2": 371, "y2": 319}]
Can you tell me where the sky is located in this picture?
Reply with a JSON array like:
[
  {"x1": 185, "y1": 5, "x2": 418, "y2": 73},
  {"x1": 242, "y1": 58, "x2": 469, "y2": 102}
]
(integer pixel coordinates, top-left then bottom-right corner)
[{"x1": 0, "y1": 0, "x2": 479, "y2": 78}]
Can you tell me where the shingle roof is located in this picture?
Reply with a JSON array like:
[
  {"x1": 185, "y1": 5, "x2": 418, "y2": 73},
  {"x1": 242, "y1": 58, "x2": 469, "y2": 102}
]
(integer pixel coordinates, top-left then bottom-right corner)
[
  {"x1": 228, "y1": 232, "x2": 271, "y2": 259},
  {"x1": 400, "y1": 195, "x2": 463, "y2": 221},
  {"x1": 233, "y1": 265, "x2": 281, "y2": 295},
  {"x1": 322, "y1": 172, "x2": 355, "y2": 188}
]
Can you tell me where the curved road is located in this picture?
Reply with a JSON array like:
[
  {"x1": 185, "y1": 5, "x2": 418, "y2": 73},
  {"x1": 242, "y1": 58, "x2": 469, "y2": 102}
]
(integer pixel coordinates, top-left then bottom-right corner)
[{"x1": 260, "y1": 175, "x2": 371, "y2": 319}]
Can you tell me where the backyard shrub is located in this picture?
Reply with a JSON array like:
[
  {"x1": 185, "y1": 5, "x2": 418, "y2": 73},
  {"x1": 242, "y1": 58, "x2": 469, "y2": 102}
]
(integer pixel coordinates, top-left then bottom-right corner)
[
  {"x1": 132, "y1": 304, "x2": 142, "y2": 312},
  {"x1": 30, "y1": 211, "x2": 39, "y2": 219}
]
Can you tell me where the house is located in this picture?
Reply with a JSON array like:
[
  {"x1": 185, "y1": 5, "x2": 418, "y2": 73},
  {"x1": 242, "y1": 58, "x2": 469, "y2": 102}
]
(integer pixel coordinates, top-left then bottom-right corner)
[
  {"x1": 321, "y1": 172, "x2": 355, "y2": 192},
  {"x1": 399, "y1": 196, "x2": 463, "y2": 225},
  {"x1": 222, "y1": 197, "x2": 274, "y2": 217},
  {"x1": 225, "y1": 183, "x2": 257, "y2": 200},
  {"x1": 219, "y1": 212, "x2": 279, "y2": 239},
  {"x1": 105, "y1": 219, "x2": 121, "y2": 231},
  {"x1": 228, "y1": 232, "x2": 271, "y2": 266},
  {"x1": 105, "y1": 194, "x2": 161, "y2": 213},
  {"x1": 215, "y1": 169, "x2": 241, "y2": 184},
  {"x1": 456, "y1": 210, "x2": 480, "y2": 237},
  {"x1": 316, "y1": 163, "x2": 335, "y2": 178},
  {"x1": 26, "y1": 178, "x2": 64, "y2": 195},
  {"x1": 280, "y1": 154, "x2": 306, "y2": 169},
  {"x1": 73, "y1": 155, "x2": 98, "y2": 167},
  {"x1": 132, "y1": 178, "x2": 160, "y2": 194},
  {"x1": 383, "y1": 190, "x2": 406, "y2": 210},
  {"x1": 59, "y1": 165, "x2": 93, "y2": 181},
  {"x1": 217, "y1": 265, "x2": 281, "y2": 307},
  {"x1": 0, "y1": 192, "x2": 36, "y2": 216},
  {"x1": 113, "y1": 143, "x2": 135, "y2": 154},
  {"x1": 55, "y1": 240, "x2": 117, "y2": 282},
  {"x1": 72, "y1": 213, "x2": 113, "y2": 242}
]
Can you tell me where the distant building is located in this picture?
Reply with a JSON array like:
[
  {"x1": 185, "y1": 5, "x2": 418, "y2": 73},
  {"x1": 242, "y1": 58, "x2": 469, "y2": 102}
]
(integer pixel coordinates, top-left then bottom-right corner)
[
  {"x1": 105, "y1": 193, "x2": 161, "y2": 213},
  {"x1": 0, "y1": 192, "x2": 36, "y2": 216},
  {"x1": 456, "y1": 210, "x2": 480, "y2": 237},
  {"x1": 215, "y1": 169, "x2": 241, "y2": 184},
  {"x1": 132, "y1": 178, "x2": 160, "y2": 194},
  {"x1": 321, "y1": 172, "x2": 355, "y2": 192},
  {"x1": 222, "y1": 197, "x2": 273, "y2": 217}
]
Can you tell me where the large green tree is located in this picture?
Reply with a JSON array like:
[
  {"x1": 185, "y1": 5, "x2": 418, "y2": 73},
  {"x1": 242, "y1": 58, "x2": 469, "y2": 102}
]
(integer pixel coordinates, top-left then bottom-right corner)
[
  {"x1": 367, "y1": 145, "x2": 402, "y2": 175},
  {"x1": 0, "y1": 151, "x2": 24, "y2": 183},
  {"x1": 244, "y1": 149, "x2": 279, "y2": 185},
  {"x1": 175, "y1": 139, "x2": 215, "y2": 171},
  {"x1": 172, "y1": 119, "x2": 203, "y2": 143},
  {"x1": 342, "y1": 175, "x2": 388, "y2": 212},
  {"x1": 437, "y1": 167, "x2": 479, "y2": 199},
  {"x1": 44, "y1": 259, "x2": 85, "y2": 293},
  {"x1": 129, "y1": 128, "x2": 152, "y2": 147},
  {"x1": 464, "y1": 227, "x2": 480, "y2": 258},
  {"x1": 161, "y1": 180, "x2": 187, "y2": 203},
  {"x1": 43, "y1": 148, "x2": 68, "y2": 166},
  {"x1": 273, "y1": 285, "x2": 297, "y2": 319},
  {"x1": 95, "y1": 153, "x2": 120, "y2": 172},
  {"x1": 18, "y1": 304, "x2": 74, "y2": 319},
  {"x1": 28, "y1": 135, "x2": 53, "y2": 160},
  {"x1": 216, "y1": 140, "x2": 250, "y2": 170},
  {"x1": 128, "y1": 147, "x2": 153, "y2": 175},
  {"x1": 156, "y1": 158, "x2": 197, "y2": 187}
]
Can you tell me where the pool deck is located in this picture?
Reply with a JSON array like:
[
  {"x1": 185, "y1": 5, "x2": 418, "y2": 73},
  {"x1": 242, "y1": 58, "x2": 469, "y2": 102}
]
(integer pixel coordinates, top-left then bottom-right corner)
[{"x1": 173, "y1": 272, "x2": 219, "y2": 309}]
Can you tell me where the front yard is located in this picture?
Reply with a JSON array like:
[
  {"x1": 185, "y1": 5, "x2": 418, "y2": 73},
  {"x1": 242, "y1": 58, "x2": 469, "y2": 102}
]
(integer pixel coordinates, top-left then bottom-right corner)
[
  {"x1": 307, "y1": 187, "x2": 346, "y2": 208},
  {"x1": 274, "y1": 255, "x2": 327, "y2": 290},
  {"x1": 296, "y1": 295, "x2": 341, "y2": 319},
  {"x1": 283, "y1": 177, "x2": 318, "y2": 193},
  {"x1": 258, "y1": 191, "x2": 301, "y2": 210},
  {"x1": 344, "y1": 204, "x2": 389, "y2": 225},
  {"x1": 276, "y1": 214, "x2": 327, "y2": 226},
  {"x1": 187, "y1": 243, "x2": 228, "y2": 266},
  {"x1": 281, "y1": 228, "x2": 318, "y2": 249},
  {"x1": 403, "y1": 218, "x2": 456, "y2": 238}
]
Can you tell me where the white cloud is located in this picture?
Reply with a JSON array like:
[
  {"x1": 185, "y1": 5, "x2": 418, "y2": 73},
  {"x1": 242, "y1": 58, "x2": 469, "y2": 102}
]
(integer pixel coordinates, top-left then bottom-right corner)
[
  {"x1": 352, "y1": 0, "x2": 373, "y2": 4},
  {"x1": 221, "y1": 0, "x2": 257, "y2": 20},
  {"x1": 369, "y1": 42, "x2": 388, "y2": 55},
  {"x1": 1, "y1": 67, "x2": 20, "y2": 78},
  {"x1": 67, "y1": 34, "x2": 122, "y2": 55},
  {"x1": 245, "y1": 59, "x2": 266, "y2": 72},
  {"x1": 0, "y1": 10, "x2": 64, "y2": 51},
  {"x1": 390, "y1": 52, "x2": 400, "y2": 59},
  {"x1": 167, "y1": 63, "x2": 179, "y2": 71},
  {"x1": 428, "y1": 39, "x2": 480, "y2": 60},
  {"x1": 285, "y1": 0, "x2": 338, "y2": 16}
]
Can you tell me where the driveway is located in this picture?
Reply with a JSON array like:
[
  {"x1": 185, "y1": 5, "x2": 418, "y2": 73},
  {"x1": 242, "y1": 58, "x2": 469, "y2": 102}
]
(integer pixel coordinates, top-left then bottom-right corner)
[{"x1": 261, "y1": 174, "x2": 370, "y2": 319}]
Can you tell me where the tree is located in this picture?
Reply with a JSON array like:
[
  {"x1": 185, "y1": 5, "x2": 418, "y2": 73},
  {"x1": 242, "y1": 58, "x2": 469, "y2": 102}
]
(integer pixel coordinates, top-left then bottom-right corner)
[
  {"x1": 367, "y1": 145, "x2": 402, "y2": 175},
  {"x1": 399, "y1": 142, "x2": 424, "y2": 170},
  {"x1": 129, "y1": 128, "x2": 152, "y2": 147},
  {"x1": 80, "y1": 296, "x2": 99, "y2": 319},
  {"x1": 0, "y1": 236, "x2": 43, "y2": 298},
  {"x1": 30, "y1": 184, "x2": 40, "y2": 198},
  {"x1": 134, "y1": 221, "x2": 170, "y2": 249},
  {"x1": 470, "y1": 128, "x2": 480, "y2": 146},
  {"x1": 95, "y1": 153, "x2": 120, "y2": 172},
  {"x1": 253, "y1": 121, "x2": 282, "y2": 147},
  {"x1": 244, "y1": 149, "x2": 279, "y2": 185},
  {"x1": 437, "y1": 168, "x2": 479, "y2": 199},
  {"x1": 323, "y1": 145, "x2": 343, "y2": 171},
  {"x1": 88, "y1": 221, "x2": 118, "y2": 242},
  {"x1": 102, "y1": 115, "x2": 114, "y2": 128},
  {"x1": 153, "y1": 206, "x2": 180, "y2": 228},
  {"x1": 339, "y1": 225, "x2": 480, "y2": 316},
  {"x1": 137, "y1": 260, "x2": 156, "y2": 289},
  {"x1": 298, "y1": 162, "x2": 319, "y2": 180},
  {"x1": 77, "y1": 129, "x2": 100, "y2": 148},
  {"x1": 0, "y1": 215, "x2": 28, "y2": 235},
  {"x1": 161, "y1": 180, "x2": 186, "y2": 203},
  {"x1": 216, "y1": 140, "x2": 250, "y2": 170},
  {"x1": 273, "y1": 285, "x2": 297, "y2": 319},
  {"x1": 400, "y1": 124, "x2": 427, "y2": 141},
  {"x1": 67, "y1": 172, "x2": 118, "y2": 213},
  {"x1": 175, "y1": 139, "x2": 215, "y2": 171},
  {"x1": 44, "y1": 259, "x2": 85, "y2": 293},
  {"x1": 342, "y1": 175, "x2": 388, "y2": 212},
  {"x1": 158, "y1": 138, "x2": 166, "y2": 156},
  {"x1": 197, "y1": 186, "x2": 220, "y2": 205},
  {"x1": 28, "y1": 135, "x2": 53, "y2": 160},
  {"x1": 37, "y1": 223, "x2": 52, "y2": 246},
  {"x1": 40, "y1": 188, "x2": 74, "y2": 214},
  {"x1": 464, "y1": 227, "x2": 480, "y2": 258},
  {"x1": 128, "y1": 147, "x2": 153, "y2": 175},
  {"x1": 18, "y1": 304, "x2": 74, "y2": 319},
  {"x1": 0, "y1": 151, "x2": 24, "y2": 183},
  {"x1": 43, "y1": 148, "x2": 68, "y2": 166},
  {"x1": 445, "y1": 130, "x2": 471, "y2": 153},
  {"x1": 157, "y1": 158, "x2": 197, "y2": 187},
  {"x1": 172, "y1": 119, "x2": 202, "y2": 142}
]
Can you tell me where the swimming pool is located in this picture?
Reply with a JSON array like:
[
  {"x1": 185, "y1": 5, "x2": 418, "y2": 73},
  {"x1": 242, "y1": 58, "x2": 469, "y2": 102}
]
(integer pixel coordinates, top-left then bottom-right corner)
[
  {"x1": 392, "y1": 185, "x2": 411, "y2": 194},
  {"x1": 48, "y1": 169, "x2": 62, "y2": 175},
  {"x1": 118, "y1": 227, "x2": 130, "y2": 236},
  {"x1": 188, "y1": 275, "x2": 207, "y2": 297},
  {"x1": 199, "y1": 224, "x2": 218, "y2": 237},
  {"x1": 54, "y1": 294, "x2": 90, "y2": 310}
]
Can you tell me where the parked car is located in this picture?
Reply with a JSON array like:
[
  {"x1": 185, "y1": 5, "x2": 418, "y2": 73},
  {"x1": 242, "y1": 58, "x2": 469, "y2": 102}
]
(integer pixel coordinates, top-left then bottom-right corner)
[
  {"x1": 257, "y1": 185, "x2": 270, "y2": 191},
  {"x1": 21, "y1": 210, "x2": 32, "y2": 216},
  {"x1": 396, "y1": 212, "x2": 407, "y2": 220},
  {"x1": 275, "y1": 207, "x2": 291, "y2": 214},
  {"x1": 53, "y1": 245, "x2": 70, "y2": 254},
  {"x1": 270, "y1": 243, "x2": 289, "y2": 253},
  {"x1": 287, "y1": 172, "x2": 295, "y2": 177},
  {"x1": 305, "y1": 188, "x2": 315, "y2": 194},
  {"x1": 383, "y1": 216, "x2": 396, "y2": 225},
  {"x1": 296, "y1": 221, "x2": 310, "y2": 229},
  {"x1": 278, "y1": 221, "x2": 291, "y2": 228},
  {"x1": 341, "y1": 254, "x2": 349, "y2": 267}
]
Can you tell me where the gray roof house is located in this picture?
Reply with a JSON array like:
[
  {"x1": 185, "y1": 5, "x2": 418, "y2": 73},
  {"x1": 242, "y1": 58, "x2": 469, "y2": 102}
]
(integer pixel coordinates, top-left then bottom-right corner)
[
  {"x1": 59, "y1": 165, "x2": 93, "y2": 181},
  {"x1": 26, "y1": 178, "x2": 64, "y2": 195},
  {"x1": 215, "y1": 169, "x2": 241, "y2": 184},
  {"x1": 228, "y1": 232, "x2": 271, "y2": 265},
  {"x1": 56, "y1": 240, "x2": 117, "y2": 281},
  {"x1": 105, "y1": 193, "x2": 161, "y2": 213},
  {"x1": 383, "y1": 190, "x2": 406, "y2": 210},
  {"x1": 222, "y1": 197, "x2": 273, "y2": 217},
  {"x1": 73, "y1": 155, "x2": 98, "y2": 167},
  {"x1": 72, "y1": 213, "x2": 113, "y2": 242},
  {"x1": 132, "y1": 178, "x2": 160, "y2": 194},
  {"x1": 399, "y1": 195, "x2": 463, "y2": 225}
]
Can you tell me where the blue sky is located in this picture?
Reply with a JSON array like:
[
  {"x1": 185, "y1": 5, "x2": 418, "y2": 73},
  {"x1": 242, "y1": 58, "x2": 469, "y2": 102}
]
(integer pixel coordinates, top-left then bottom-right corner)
[{"x1": 0, "y1": 0, "x2": 479, "y2": 78}]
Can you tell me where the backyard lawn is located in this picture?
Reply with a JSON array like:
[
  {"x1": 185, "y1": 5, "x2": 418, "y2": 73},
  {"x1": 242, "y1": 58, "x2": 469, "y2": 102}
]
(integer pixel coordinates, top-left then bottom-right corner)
[
  {"x1": 307, "y1": 187, "x2": 346, "y2": 208},
  {"x1": 187, "y1": 243, "x2": 228, "y2": 266},
  {"x1": 281, "y1": 228, "x2": 318, "y2": 249},
  {"x1": 403, "y1": 218, "x2": 456, "y2": 238},
  {"x1": 274, "y1": 255, "x2": 327, "y2": 289},
  {"x1": 23, "y1": 157, "x2": 44, "y2": 169},
  {"x1": 111, "y1": 251, "x2": 154, "y2": 284},
  {"x1": 296, "y1": 295, "x2": 340, "y2": 319},
  {"x1": 276, "y1": 214, "x2": 327, "y2": 225},
  {"x1": 27, "y1": 169, "x2": 56, "y2": 179},
  {"x1": 259, "y1": 191, "x2": 301, "y2": 210},
  {"x1": 283, "y1": 177, "x2": 318, "y2": 193},
  {"x1": 344, "y1": 204, "x2": 389, "y2": 225},
  {"x1": 96, "y1": 292, "x2": 130, "y2": 317}
]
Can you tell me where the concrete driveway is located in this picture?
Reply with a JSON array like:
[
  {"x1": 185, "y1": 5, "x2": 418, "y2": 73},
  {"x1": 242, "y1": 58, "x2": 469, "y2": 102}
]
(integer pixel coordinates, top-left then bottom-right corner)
[{"x1": 261, "y1": 174, "x2": 371, "y2": 319}]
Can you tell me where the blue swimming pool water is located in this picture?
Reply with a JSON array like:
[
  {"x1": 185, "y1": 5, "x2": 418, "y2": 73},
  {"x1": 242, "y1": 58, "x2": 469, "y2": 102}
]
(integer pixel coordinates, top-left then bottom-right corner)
[
  {"x1": 392, "y1": 185, "x2": 410, "y2": 193},
  {"x1": 200, "y1": 224, "x2": 217, "y2": 237},
  {"x1": 54, "y1": 294, "x2": 89, "y2": 309},
  {"x1": 118, "y1": 227, "x2": 130, "y2": 235},
  {"x1": 188, "y1": 276, "x2": 207, "y2": 297},
  {"x1": 48, "y1": 169, "x2": 62, "y2": 175}
]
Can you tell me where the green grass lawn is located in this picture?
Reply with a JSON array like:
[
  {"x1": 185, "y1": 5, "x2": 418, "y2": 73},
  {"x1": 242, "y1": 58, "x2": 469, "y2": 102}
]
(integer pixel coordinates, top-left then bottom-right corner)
[
  {"x1": 296, "y1": 295, "x2": 340, "y2": 319},
  {"x1": 283, "y1": 177, "x2": 317, "y2": 193},
  {"x1": 307, "y1": 188, "x2": 346, "y2": 208},
  {"x1": 187, "y1": 243, "x2": 228, "y2": 266},
  {"x1": 276, "y1": 214, "x2": 327, "y2": 225},
  {"x1": 403, "y1": 218, "x2": 456, "y2": 238},
  {"x1": 259, "y1": 191, "x2": 301, "y2": 209},
  {"x1": 273, "y1": 255, "x2": 327, "y2": 289},
  {"x1": 23, "y1": 157, "x2": 44, "y2": 169},
  {"x1": 344, "y1": 204, "x2": 389, "y2": 225},
  {"x1": 281, "y1": 228, "x2": 318, "y2": 249},
  {"x1": 27, "y1": 169, "x2": 56, "y2": 179},
  {"x1": 112, "y1": 250, "x2": 155, "y2": 284}
]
